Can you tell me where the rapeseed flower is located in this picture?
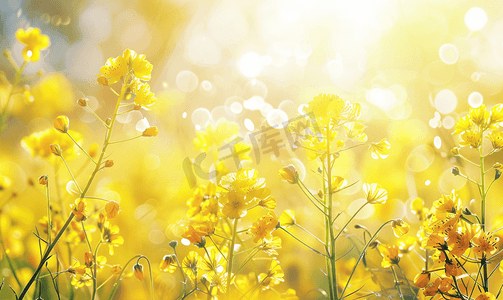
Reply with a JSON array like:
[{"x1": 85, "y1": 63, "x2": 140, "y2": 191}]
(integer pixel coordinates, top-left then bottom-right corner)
[{"x1": 15, "y1": 27, "x2": 50, "y2": 62}]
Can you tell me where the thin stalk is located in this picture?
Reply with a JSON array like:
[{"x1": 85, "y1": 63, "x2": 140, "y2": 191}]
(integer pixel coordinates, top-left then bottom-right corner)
[
  {"x1": 391, "y1": 266, "x2": 404, "y2": 300},
  {"x1": 226, "y1": 219, "x2": 239, "y2": 300},
  {"x1": 109, "y1": 135, "x2": 142, "y2": 144},
  {"x1": 333, "y1": 202, "x2": 368, "y2": 242},
  {"x1": 108, "y1": 255, "x2": 143, "y2": 300},
  {"x1": 478, "y1": 147, "x2": 488, "y2": 292},
  {"x1": 326, "y1": 125, "x2": 338, "y2": 300},
  {"x1": 45, "y1": 181, "x2": 52, "y2": 245},
  {"x1": 295, "y1": 224, "x2": 325, "y2": 246},
  {"x1": 85, "y1": 106, "x2": 109, "y2": 128},
  {"x1": 322, "y1": 158, "x2": 334, "y2": 300},
  {"x1": 59, "y1": 155, "x2": 82, "y2": 194},
  {"x1": 66, "y1": 133, "x2": 97, "y2": 164},
  {"x1": 280, "y1": 227, "x2": 328, "y2": 257}
]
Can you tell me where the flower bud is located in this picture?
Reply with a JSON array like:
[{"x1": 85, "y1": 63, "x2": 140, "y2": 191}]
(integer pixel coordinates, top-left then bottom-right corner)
[
  {"x1": 77, "y1": 98, "x2": 88, "y2": 107},
  {"x1": 494, "y1": 162, "x2": 502, "y2": 170},
  {"x1": 317, "y1": 189, "x2": 323, "y2": 198},
  {"x1": 391, "y1": 219, "x2": 410, "y2": 237},
  {"x1": 134, "y1": 104, "x2": 141, "y2": 110},
  {"x1": 133, "y1": 263, "x2": 144, "y2": 280},
  {"x1": 105, "y1": 201, "x2": 120, "y2": 219},
  {"x1": 50, "y1": 144, "x2": 62, "y2": 156},
  {"x1": 39, "y1": 175, "x2": 48, "y2": 185},
  {"x1": 496, "y1": 169, "x2": 501, "y2": 180},
  {"x1": 104, "y1": 160, "x2": 114, "y2": 168},
  {"x1": 195, "y1": 236, "x2": 206, "y2": 248},
  {"x1": 85, "y1": 251, "x2": 94, "y2": 267},
  {"x1": 451, "y1": 166, "x2": 460, "y2": 176},
  {"x1": 97, "y1": 75, "x2": 108, "y2": 86},
  {"x1": 169, "y1": 240, "x2": 178, "y2": 249},
  {"x1": 278, "y1": 165, "x2": 298, "y2": 184},
  {"x1": 106, "y1": 118, "x2": 112, "y2": 126},
  {"x1": 414, "y1": 271, "x2": 430, "y2": 288},
  {"x1": 450, "y1": 147, "x2": 460, "y2": 156},
  {"x1": 142, "y1": 126, "x2": 158, "y2": 137},
  {"x1": 111, "y1": 265, "x2": 122, "y2": 275},
  {"x1": 54, "y1": 116, "x2": 69, "y2": 133}
]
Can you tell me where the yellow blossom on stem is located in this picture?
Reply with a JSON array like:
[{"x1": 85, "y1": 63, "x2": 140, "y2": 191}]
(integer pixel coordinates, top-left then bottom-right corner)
[
  {"x1": 414, "y1": 271, "x2": 430, "y2": 288},
  {"x1": 142, "y1": 126, "x2": 158, "y2": 137},
  {"x1": 476, "y1": 292, "x2": 496, "y2": 300},
  {"x1": 105, "y1": 201, "x2": 120, "y2": 218},
  {"x1": 123, "y1": 49, "x2": 153, "y2": 81},
  {"x1": 488, "y1": 131, "x2": 503, "y2": 151},
  {"x1": 377, "y1": 244, "x2": 400, "y2": 268},
  {"x1": 159, "y1": 254, "x2": 177, "y2": 273},
  {"x1": 248, "y1": 212, "x2": 278, "y2": 243},
  {"x1": 391, "y1": 219, "x2": 410, "y2": 237},
  {"x1": 100, "y1": 54, "x2": 127, "y2": 84},
  {"x1": 369, "y1": 138, "x2": 391, "y2": 159},
  {"x1": 363, "y1": 183, "x2": 388, "y2": 204},
  {"x1": 54, "y1": 115, "x2": 69, "y2": 133},
  {"x1": 133, "y1": 81, "x2": 157, "y2": 108},
  {"x1": 279, "y1": 209, "x2": 296, "y2": 227},
  {"x1": 15, "y1": 27, "x2": 51, "y2": 62},
  {"x1": 278, "y1": 165, "x2": 298, "y2": 184},
  {"x1": 182, "y1": 251, "x2": 201, "y2": 282}
]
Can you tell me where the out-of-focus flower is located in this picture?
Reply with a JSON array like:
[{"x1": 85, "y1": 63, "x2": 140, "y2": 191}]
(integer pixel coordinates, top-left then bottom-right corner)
[
  {"x1": 248, "y1": 212, "x2": 278, "y2": 243},
  {"x1": 363, "y1": 183, "x2": 388, "y2": 204},
  {"x1": 411, "y1": 197, "x2": 429, "y2": 221},
  {"x1": 142, "y1": 126, "x2": 158, "y2": 137},
  {"x1": 278, "y1": 165, "x2": 298, "y2": 184},
  {"x1": 159, "y1": 254, "x2": 177, "y2": 273},
  {"x1": 54, "y1": 115, "x2": 69, "y2": 133},
  {"x1": 21, "y1": 128, "x2": 82, "y2": 160},
  {"x1": 344, "y1": 121, "x2": 367, "y2": 142},
  {"x1": 105, "y1": 201, "x2": 120, "y2": 218},
  {"x1": 88, "y1": 142, "x2": 99, "y2": 158},
  {"x1": 259, "y1": 236, "x2": 282, "y2": 256},
  {"x1": 397, "y1": 235, "x2": 417, "y2": 254},
  {"x1": 15, "y1": 27, "x2": 50, "y2": 62},
  {"x1": 101, "y1": 221, "x2": 124, "y2": 255},
  {"x1": 377, "y1": 244, "x2": 400, "y2": 268},
  {"x1": 331, "y1": 176, "x2": 347, "y2": 192},
  {"x1": 476, "y1": 292, "x2": 496, "y2": 300},
  {"x1": 302, "y1": 93, "x2": 345, "y2": 126},
  {"x1": 258, "y1": 259, "x2": 284, "y2": 290},
  {"x1": 369, "y1": 138, "x2": 390, "y2": 159},
  {"x1": 281, "y1": 289, "x2": 299, "y2": 300},
  {"x1": 391, "y1": 219, "x2": 410, "y2": 237},
  {"x1": 133, "y1": 263, "x2": 144, "y2": 280},
  {"x1": 84, "y1": 252, "x2": 94, "y2": 267},
  {"x1": 279, "y1": 210, "x2": 296, "y2": 227}
]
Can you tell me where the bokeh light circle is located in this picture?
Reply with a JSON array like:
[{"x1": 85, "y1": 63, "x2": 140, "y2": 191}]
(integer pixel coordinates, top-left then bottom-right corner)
[
  {"x1": 439, "y1": 44, "x2": 459, "y2": 65},
  {"x1": 176, "y1": 70, "x2": 199, "y2": 93},
  {"x1": 434, "y1": 89, "x2": 457, "y2": 114},
  {"x1": 266, "y1": 109, "x2": 289, "y2": 129},
  {"x1": 191, "y1": 108, "x2": 211, "y2": 128},
  {"x1": 465, "y1": 7, "x2": 488, "y2": 31},
  {"x1": 239, "y1": 52, "x2": 263, "y2": 78},
  {"x1": 468, "y1": 91, "x2": 483, "y2": 108}
]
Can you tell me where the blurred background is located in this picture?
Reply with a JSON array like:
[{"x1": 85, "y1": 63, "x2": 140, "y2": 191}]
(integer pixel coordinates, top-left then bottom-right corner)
[{"x1": 1, "y1": 0, "x2": 503, "y2": 298}]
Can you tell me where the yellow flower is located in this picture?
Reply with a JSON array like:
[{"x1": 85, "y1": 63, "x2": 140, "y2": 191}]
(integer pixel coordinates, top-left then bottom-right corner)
[
  {"x1": 470, "y1": 104, "x2": 490, "y2": 129},
  {"x1": 344, "y1": 121, "x2": 367, "y2": 142},
  {"x1": 259, "y1": 236, "x2": 282, "y2": 256},
  {"x1": 331, "y1": 176, "x2": 347, "y2": 193},
  {"x1": 377, "y1": 244, "x2": 400, "y2": 268},
  {"x1": 459, "y1": 129, "x2": 481, "y2": 148},
  {"x1": 15, "y1": 27, "x2": 50, "y2": 62},
  {"x1": 369, "y1": 138, "x2": 390, "y2": 159},
  {"x1": 200, "y1": 246, "x2": 227, "y2": 274},
  {"x1": 411, "y1": 197, "x2": 429, "y2": 221},
  {"x1": 142, "y1": 126, "x2": 158, "y2": 137},
  {"x1": 182, "y1": 222, "x2": 214, "y2": 245},
  {"x1": 278, "y1": 165, "x2": 298, "y2": 184},
  {"x1": 397, "y1": 235, "x2": 417, "y2": 254},
  {"x1": 476, "y1": 292, "x2": 496, "y2": 300},
  {"x1": 363, "y1": 183, "x2": 388, "y2": 204},
  {"x1": 281, "y1": 289, "x2": 299, "y2": 300},
  {"x1": 391, "y1": 219, "x2": 410, "y2": 237},
  {"x1": 101, "y1": 221, "x2": 124, "y2": 255},
  {"x1": 160, "y1": 254, "x2": 177, "y2": 273},
  {"x1": 182, "y1": 251, "x2": 201, "y2": 282},
  {"x1": 258, "y1": 195, "x2": 276, "y2": 210},
  {"x1": 220, "y1": 190, "x2": 252, "y2": 219},
  {"x1": 193, "y1": 119, "x2": 240, "y2": 151},
  {"x1": 133, "y1": 263, "x2": 144, "y2": 280},
  {"x1": 123, "y1": 49, "x2": 153, "y2": 81},
  {"x1": 472, "y1": 231, "x2": 499, "y2": 256},
  {"x1": 0, "y1": 175, "x2": 12, "y2": 191},
  {"x1": 54, "y1": 115, "x2": 69, "y2": 133},
  {"x1": 84, "y1": 251, "x2": 94, "y2": 267},
  {"x1": 258, "y1": 259, "x2": 284, "y2": 290},
  {"x1": 21, "y1": 128, "x2": 83, "y2": 160},
  {"x1": 105, "y1": 201, "x2": 120, "y2": 219},
  {"x1": 133, "y1": 81, "x2": 157, "y2": 108},
  {"x1": 100, "y1": 54, "x2": 127, "y2": 84},
  {"x1": 488, "y1": 131, "x2": 503, "y2": 151},
  {"x1": 248, "y1": 212, "x2": 278, "y2": 243},
  {"x1": 453, "y1": 114, "x2": 473, "y2": 134},
  {"x1": 302, "y1": 93, "x2": 346, "y2": 126},
  {"x1": 279, "y1": 210, "x2": 296, "y2": 227},
  {"x1": 414, "y1": 272, "x2": 430, "y2": 288},
  {"x1": 490, "y1": 104, "x2": 503, "y2": 126}
]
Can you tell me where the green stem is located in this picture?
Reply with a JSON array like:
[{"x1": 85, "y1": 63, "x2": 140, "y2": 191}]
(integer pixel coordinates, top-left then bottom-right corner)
[
  {"x1": 479, "y1": 147, "x2": 488, "y2": 292},
  {"x1": 108, "y1": 255, "x2": 143, "y2": 300},
  {"x1": 326, "y1": 125, "x2": 338, "y2": 300},
  {"x1": 391, "y1": 266, "x2": 404, "y2": 300},
  {"x1": 226, "y1": 219, "x2": 239, "y2": 300},
  {"x1": 108, "y1": 135, "x2": 142, "y2": 144}
]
